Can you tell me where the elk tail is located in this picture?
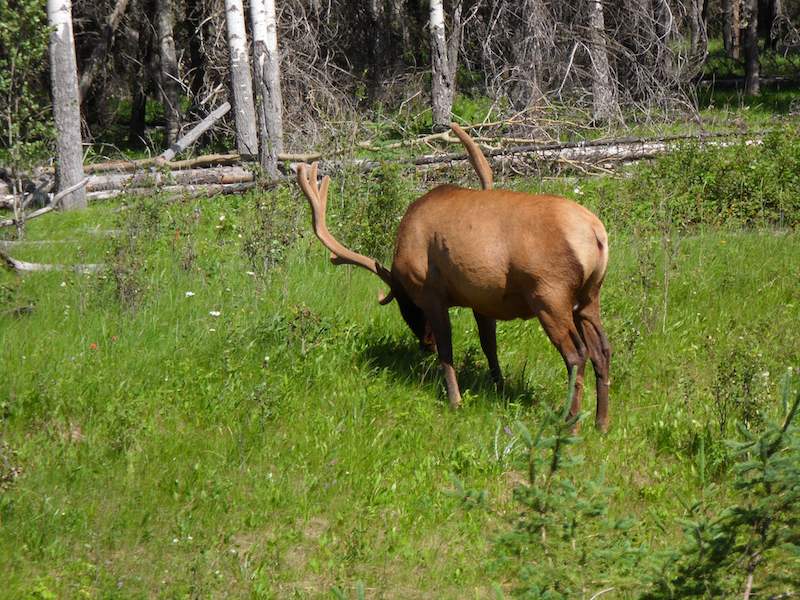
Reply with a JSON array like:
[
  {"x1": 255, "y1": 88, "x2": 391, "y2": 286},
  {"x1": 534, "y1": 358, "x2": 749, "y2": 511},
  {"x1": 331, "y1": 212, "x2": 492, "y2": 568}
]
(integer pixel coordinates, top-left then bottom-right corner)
[{"x1": 450, "y1": 123, "x2": 493, "y2": 191}]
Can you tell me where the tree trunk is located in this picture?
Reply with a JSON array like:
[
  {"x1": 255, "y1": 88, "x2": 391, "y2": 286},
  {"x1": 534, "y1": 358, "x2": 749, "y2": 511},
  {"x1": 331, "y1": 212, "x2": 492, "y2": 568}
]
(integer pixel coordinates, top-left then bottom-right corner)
[
  {"x1": 430, "y1": 0, "x2": 462, "y2": 131},
  {"x1": 78, "y1": 0, "x2": 130, "y2": 102},
  {"x1": 743, "y1": 0, "x2": 760, "y2": 95},
  {"x1": 587, "y1": 0, "x2": 617, "y2": 123},
  {"x1": 724, "y1": 0, "x2": 741, "y2": 58},
  {"x1": 156, "y1": 0, "x2": 181, "y2": 147},
  {"x1": 187, "y1": 0, "x2": 207, "y2": 112},
  {"x1": 224, "y1": 0, "x2": 259, "y2": 156},
  {"x1": 250, "y1": 0, "x2": 284, "y2": 177},
  {"x1": 511, "y1": 0, "x2": 547, "y2": 111},
  {"x1": 47, "y1": 0, "x2": 86, "y2": 210}
]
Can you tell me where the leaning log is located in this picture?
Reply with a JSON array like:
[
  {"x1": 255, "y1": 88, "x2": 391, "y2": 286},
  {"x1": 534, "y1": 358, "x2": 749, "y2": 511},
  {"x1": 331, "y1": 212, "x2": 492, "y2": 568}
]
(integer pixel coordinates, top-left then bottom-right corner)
[{"x1": 158, "y1": 102, "x2": 231, "y2": 163}]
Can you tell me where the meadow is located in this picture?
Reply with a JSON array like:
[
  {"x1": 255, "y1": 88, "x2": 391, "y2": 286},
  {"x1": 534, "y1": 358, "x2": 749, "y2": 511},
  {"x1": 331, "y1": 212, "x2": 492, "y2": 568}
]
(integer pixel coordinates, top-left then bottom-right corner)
[{"x1": 1, "y1": 136, "x2": 799, "y2": 598}]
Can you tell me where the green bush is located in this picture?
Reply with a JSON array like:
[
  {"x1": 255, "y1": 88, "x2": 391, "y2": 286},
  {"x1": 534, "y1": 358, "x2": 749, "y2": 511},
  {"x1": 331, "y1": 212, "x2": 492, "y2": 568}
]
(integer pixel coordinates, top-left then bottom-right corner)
[{"x1": 589, "y1": 130, "x2": 800, "y2": 233}]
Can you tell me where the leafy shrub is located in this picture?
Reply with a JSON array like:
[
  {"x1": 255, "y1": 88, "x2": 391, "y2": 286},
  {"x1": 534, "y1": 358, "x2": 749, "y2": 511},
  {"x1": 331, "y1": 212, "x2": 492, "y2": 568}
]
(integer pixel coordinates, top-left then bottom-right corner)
[
  {"x1": 104, "y1": 196, "x2": 166, "y2": 309},
  {"x1": 591, "y1": 130, "x2": 800, "y2": 233},
  {"x1": 330, "y1": 162, "x2": 413, "y2": 265},
  {"x1": 240, "y1": 185, "x2": 303, "y2": 275},
  {"x1": 0, "y1": 0, "x2": 52, "y2": 168}
]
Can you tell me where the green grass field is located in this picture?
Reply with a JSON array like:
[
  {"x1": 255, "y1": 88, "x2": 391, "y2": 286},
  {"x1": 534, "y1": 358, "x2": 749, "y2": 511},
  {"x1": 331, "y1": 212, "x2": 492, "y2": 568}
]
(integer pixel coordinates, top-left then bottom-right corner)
[{"x1": 1, "y1": 147, "x2": 799, "y2": 598}]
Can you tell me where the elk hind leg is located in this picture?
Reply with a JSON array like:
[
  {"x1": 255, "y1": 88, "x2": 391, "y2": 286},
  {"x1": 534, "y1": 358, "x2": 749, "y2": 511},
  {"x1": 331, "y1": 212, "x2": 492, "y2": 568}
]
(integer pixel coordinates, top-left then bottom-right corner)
[
  {"x1": 473, "y1": 311, "x2": 503, "y2": 386},
  {"x1": 534, "y1": 300, "x2": 588, "y2": 425},
  {"x1": 575, "y1": 300, "x2": 611, "y2": 432}
]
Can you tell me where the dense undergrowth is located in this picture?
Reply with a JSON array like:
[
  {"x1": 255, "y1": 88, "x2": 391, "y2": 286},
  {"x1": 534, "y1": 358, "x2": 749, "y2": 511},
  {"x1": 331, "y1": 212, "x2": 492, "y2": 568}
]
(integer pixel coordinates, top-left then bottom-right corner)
[{"x1": 1, "y1": 136, "x2": 799, "y2": 597}]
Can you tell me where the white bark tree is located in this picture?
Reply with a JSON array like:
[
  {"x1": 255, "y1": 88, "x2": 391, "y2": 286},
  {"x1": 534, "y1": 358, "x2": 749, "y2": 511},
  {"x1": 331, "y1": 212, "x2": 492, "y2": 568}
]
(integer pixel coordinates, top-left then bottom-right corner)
[
  {"x1": 429, "y1": 0, "x2": 462, "y2": 131},
  {"x1": 587, "y1": 0, "x2": 618, "y2": 123},
  {"x1": 250, "y1": 0, "x2": 284, "y2": 176},
  {"x1": 47, "y1": 0, "x2": 86, "y2": 210},
  {"x1": 225, "y1": 0, "x2": 259, "y2": 156},
  {"x1": 156, "y1": 0, "x2": 181, "y2": 147}
]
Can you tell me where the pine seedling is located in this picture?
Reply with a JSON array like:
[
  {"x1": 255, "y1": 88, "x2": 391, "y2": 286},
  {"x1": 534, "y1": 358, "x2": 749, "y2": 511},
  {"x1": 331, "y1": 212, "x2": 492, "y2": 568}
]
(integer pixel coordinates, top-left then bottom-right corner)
[{"x1": 644, "y1": 372, "x2": 800, "y2": 599}]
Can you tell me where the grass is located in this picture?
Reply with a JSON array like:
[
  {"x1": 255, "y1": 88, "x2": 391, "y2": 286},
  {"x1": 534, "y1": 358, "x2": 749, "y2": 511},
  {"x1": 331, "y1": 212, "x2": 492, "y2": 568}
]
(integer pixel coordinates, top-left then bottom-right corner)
[{"x1": 1, "y1": 157, "x2": 799, "y2": 597}]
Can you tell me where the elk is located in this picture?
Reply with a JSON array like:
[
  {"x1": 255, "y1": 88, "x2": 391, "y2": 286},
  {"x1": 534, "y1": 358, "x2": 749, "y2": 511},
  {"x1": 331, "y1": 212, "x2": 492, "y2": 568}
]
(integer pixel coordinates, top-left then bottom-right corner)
[{"x1": 296, "y1": 124, "x2": 611, "y2": 431}]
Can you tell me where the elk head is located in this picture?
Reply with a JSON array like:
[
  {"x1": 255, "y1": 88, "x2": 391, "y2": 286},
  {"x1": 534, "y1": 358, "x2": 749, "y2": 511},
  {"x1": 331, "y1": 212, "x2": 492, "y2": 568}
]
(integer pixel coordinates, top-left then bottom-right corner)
[{"x1": 296, "y1": 124, "x2": 612, "y2": 432}]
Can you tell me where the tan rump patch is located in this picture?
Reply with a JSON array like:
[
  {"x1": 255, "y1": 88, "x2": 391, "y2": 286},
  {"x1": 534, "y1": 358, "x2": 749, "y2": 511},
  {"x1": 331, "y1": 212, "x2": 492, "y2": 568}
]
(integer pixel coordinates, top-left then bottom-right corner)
[{"x1": 564, "y1": 223, "x2": 600, "y2": 284}]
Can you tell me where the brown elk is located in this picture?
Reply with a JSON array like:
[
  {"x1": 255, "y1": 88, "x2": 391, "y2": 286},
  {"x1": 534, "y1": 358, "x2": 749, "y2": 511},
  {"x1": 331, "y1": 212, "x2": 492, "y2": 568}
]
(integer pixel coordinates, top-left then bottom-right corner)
[{"x1": 296, "y1": 124, "x2": 611, "y2": 431}]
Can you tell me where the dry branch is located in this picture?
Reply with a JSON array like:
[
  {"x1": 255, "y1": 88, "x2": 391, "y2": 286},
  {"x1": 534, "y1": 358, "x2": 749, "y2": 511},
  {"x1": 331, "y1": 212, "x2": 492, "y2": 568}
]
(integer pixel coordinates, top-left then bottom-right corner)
[{"x1": 1, "y1": 177, "x2": 89, "y2": 228}]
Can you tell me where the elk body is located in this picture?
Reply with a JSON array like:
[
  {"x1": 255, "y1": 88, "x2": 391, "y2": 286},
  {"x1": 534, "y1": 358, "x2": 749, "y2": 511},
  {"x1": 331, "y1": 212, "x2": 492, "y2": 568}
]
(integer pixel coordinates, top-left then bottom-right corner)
[{"x1": 296, "y1": 125, "x2": 611, "y2": 431}]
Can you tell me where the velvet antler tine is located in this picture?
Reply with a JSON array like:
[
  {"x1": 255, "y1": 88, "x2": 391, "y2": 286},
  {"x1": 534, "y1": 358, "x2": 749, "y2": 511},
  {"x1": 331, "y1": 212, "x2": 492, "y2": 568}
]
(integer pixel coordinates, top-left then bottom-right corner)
[
  {"x1": 320, "y1": 175, "x2": 330, "y2": 204},
  {"x1": 296, "y1": 158, "x2": 395, "y2": 302}
]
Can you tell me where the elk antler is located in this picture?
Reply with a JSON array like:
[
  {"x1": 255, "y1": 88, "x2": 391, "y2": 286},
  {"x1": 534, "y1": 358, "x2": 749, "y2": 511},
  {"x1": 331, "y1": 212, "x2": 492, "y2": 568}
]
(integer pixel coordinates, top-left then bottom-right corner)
[
  {"x1": 297, "y1": 162, "x2": 395, "y2": 303},
  {"x1": 450, "y1": 123, "x2": 493, "y2": 191}
]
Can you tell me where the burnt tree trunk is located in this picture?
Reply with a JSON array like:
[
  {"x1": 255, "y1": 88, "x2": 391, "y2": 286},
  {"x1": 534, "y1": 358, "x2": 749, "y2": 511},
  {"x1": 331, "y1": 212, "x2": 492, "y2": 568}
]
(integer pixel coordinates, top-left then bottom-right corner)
[
  {"x1": 128, "y1": 15, "x2": 155, "y2": 148},
  {"x1": 156, "y1": 0, "x2": 181, "y2": 147},
  {"x1": 724, "y1": 0, "x2": 741, "y2": 58},
  {"x1": 78, "y1": 0, "x2": 130, "y2": 102},
  {"x1": 47, "y1": 0, "x2": 86, "y2": 210},
  {"x1": 743, "y1": 0, "x2": 760, "y2": 95}
]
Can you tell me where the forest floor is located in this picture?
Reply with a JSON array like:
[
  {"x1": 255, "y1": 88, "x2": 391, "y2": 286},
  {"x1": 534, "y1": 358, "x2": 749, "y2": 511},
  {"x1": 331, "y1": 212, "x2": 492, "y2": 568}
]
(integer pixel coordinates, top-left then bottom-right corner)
[{"x1": 1, "y1": 133, "x2": 800, "y2": 598}]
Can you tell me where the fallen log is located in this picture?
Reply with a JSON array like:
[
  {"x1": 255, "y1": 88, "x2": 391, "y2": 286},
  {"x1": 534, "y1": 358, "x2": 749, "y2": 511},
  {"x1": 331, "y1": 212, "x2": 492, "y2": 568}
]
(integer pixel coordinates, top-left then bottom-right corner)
[
  {"x1": 0, "y1": 248, "x2": 103, "y2": 274},
  {"x1": 86, "y1": 181, "x2": 257, "y2": 201},
  {"x1": 0, "y1": 130, "x2": 768, "y2": 208},
  {"x1": 82, "y1": 166, "x2": 254, "y2": 193}
]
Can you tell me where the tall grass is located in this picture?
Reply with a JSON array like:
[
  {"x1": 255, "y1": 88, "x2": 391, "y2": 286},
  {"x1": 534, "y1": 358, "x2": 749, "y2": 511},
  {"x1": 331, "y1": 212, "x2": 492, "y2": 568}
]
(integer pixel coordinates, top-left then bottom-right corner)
[{"x1": 1, "y1": 137, "x2": 799, "y2": 597}]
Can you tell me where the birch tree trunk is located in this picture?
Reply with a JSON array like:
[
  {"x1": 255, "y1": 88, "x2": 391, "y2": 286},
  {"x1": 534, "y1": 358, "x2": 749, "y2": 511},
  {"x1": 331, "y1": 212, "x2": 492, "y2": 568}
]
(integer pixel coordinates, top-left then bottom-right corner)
[
  {"x1": 156, "y1": 0, "x2": 181, "y2": 147},
  {"x1": 250, "y1": 0, "x2": 284, "y2": 177},
  {"x1": 743, "y1": 0, "x2": 760, "y2": 95},
  {"x1": 47, "y1": 0, "x2": 86, "y2": 210},
  {"x1": 429, "y1": 0, "x2": 462, "y2": 132},
  {"x1": 224, "y1": 0, "x2": 259, "y2": 157},
  {"x1": 587, "y1": 0, "x2": 618, "y2": 123}
]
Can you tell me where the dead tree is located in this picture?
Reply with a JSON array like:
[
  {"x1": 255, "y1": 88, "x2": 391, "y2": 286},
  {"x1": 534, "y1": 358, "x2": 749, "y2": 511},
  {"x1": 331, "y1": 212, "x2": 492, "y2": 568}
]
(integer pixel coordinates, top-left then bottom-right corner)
[
  {"x1": 156, "y1": 0, "x2": 181, "y2": 146},
  {"x1": 429, "y1": 0, "x2": 463, "y2": 131},
  {"x1": 510, "y1": 0, "x2": 550, "y2": 111},
  {"x1": 743, "y1": 0, "x2": 760, "y2": 95},
  {"x1": 47, "y1": 0, "x2": 86, "y2": 210},
  {"x1": 250, "y1": 0, "x2": 284, "y2": 177},
  {"x1": 78, "y1": 0, "x2": 130, "y2": 102},
  {"x1": 587, "y1": 0, "x2": 618, "y2": 123},
  {"x1": 724, "y1": 0, "x2": 742, "y2": 58},
  {"x1": 224, "y1": 0, "x2": 259, "y2": 156}
]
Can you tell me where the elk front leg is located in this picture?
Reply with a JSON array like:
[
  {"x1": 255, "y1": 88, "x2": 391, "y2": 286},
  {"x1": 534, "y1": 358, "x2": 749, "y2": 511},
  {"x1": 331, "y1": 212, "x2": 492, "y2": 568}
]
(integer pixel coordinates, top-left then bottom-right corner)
[
  {"x1": 427, "y1": 304, "x2": 462, "y2": 408},
  {"x1": 473, "y1": 311, "x2": 503, "y2": 386}
]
